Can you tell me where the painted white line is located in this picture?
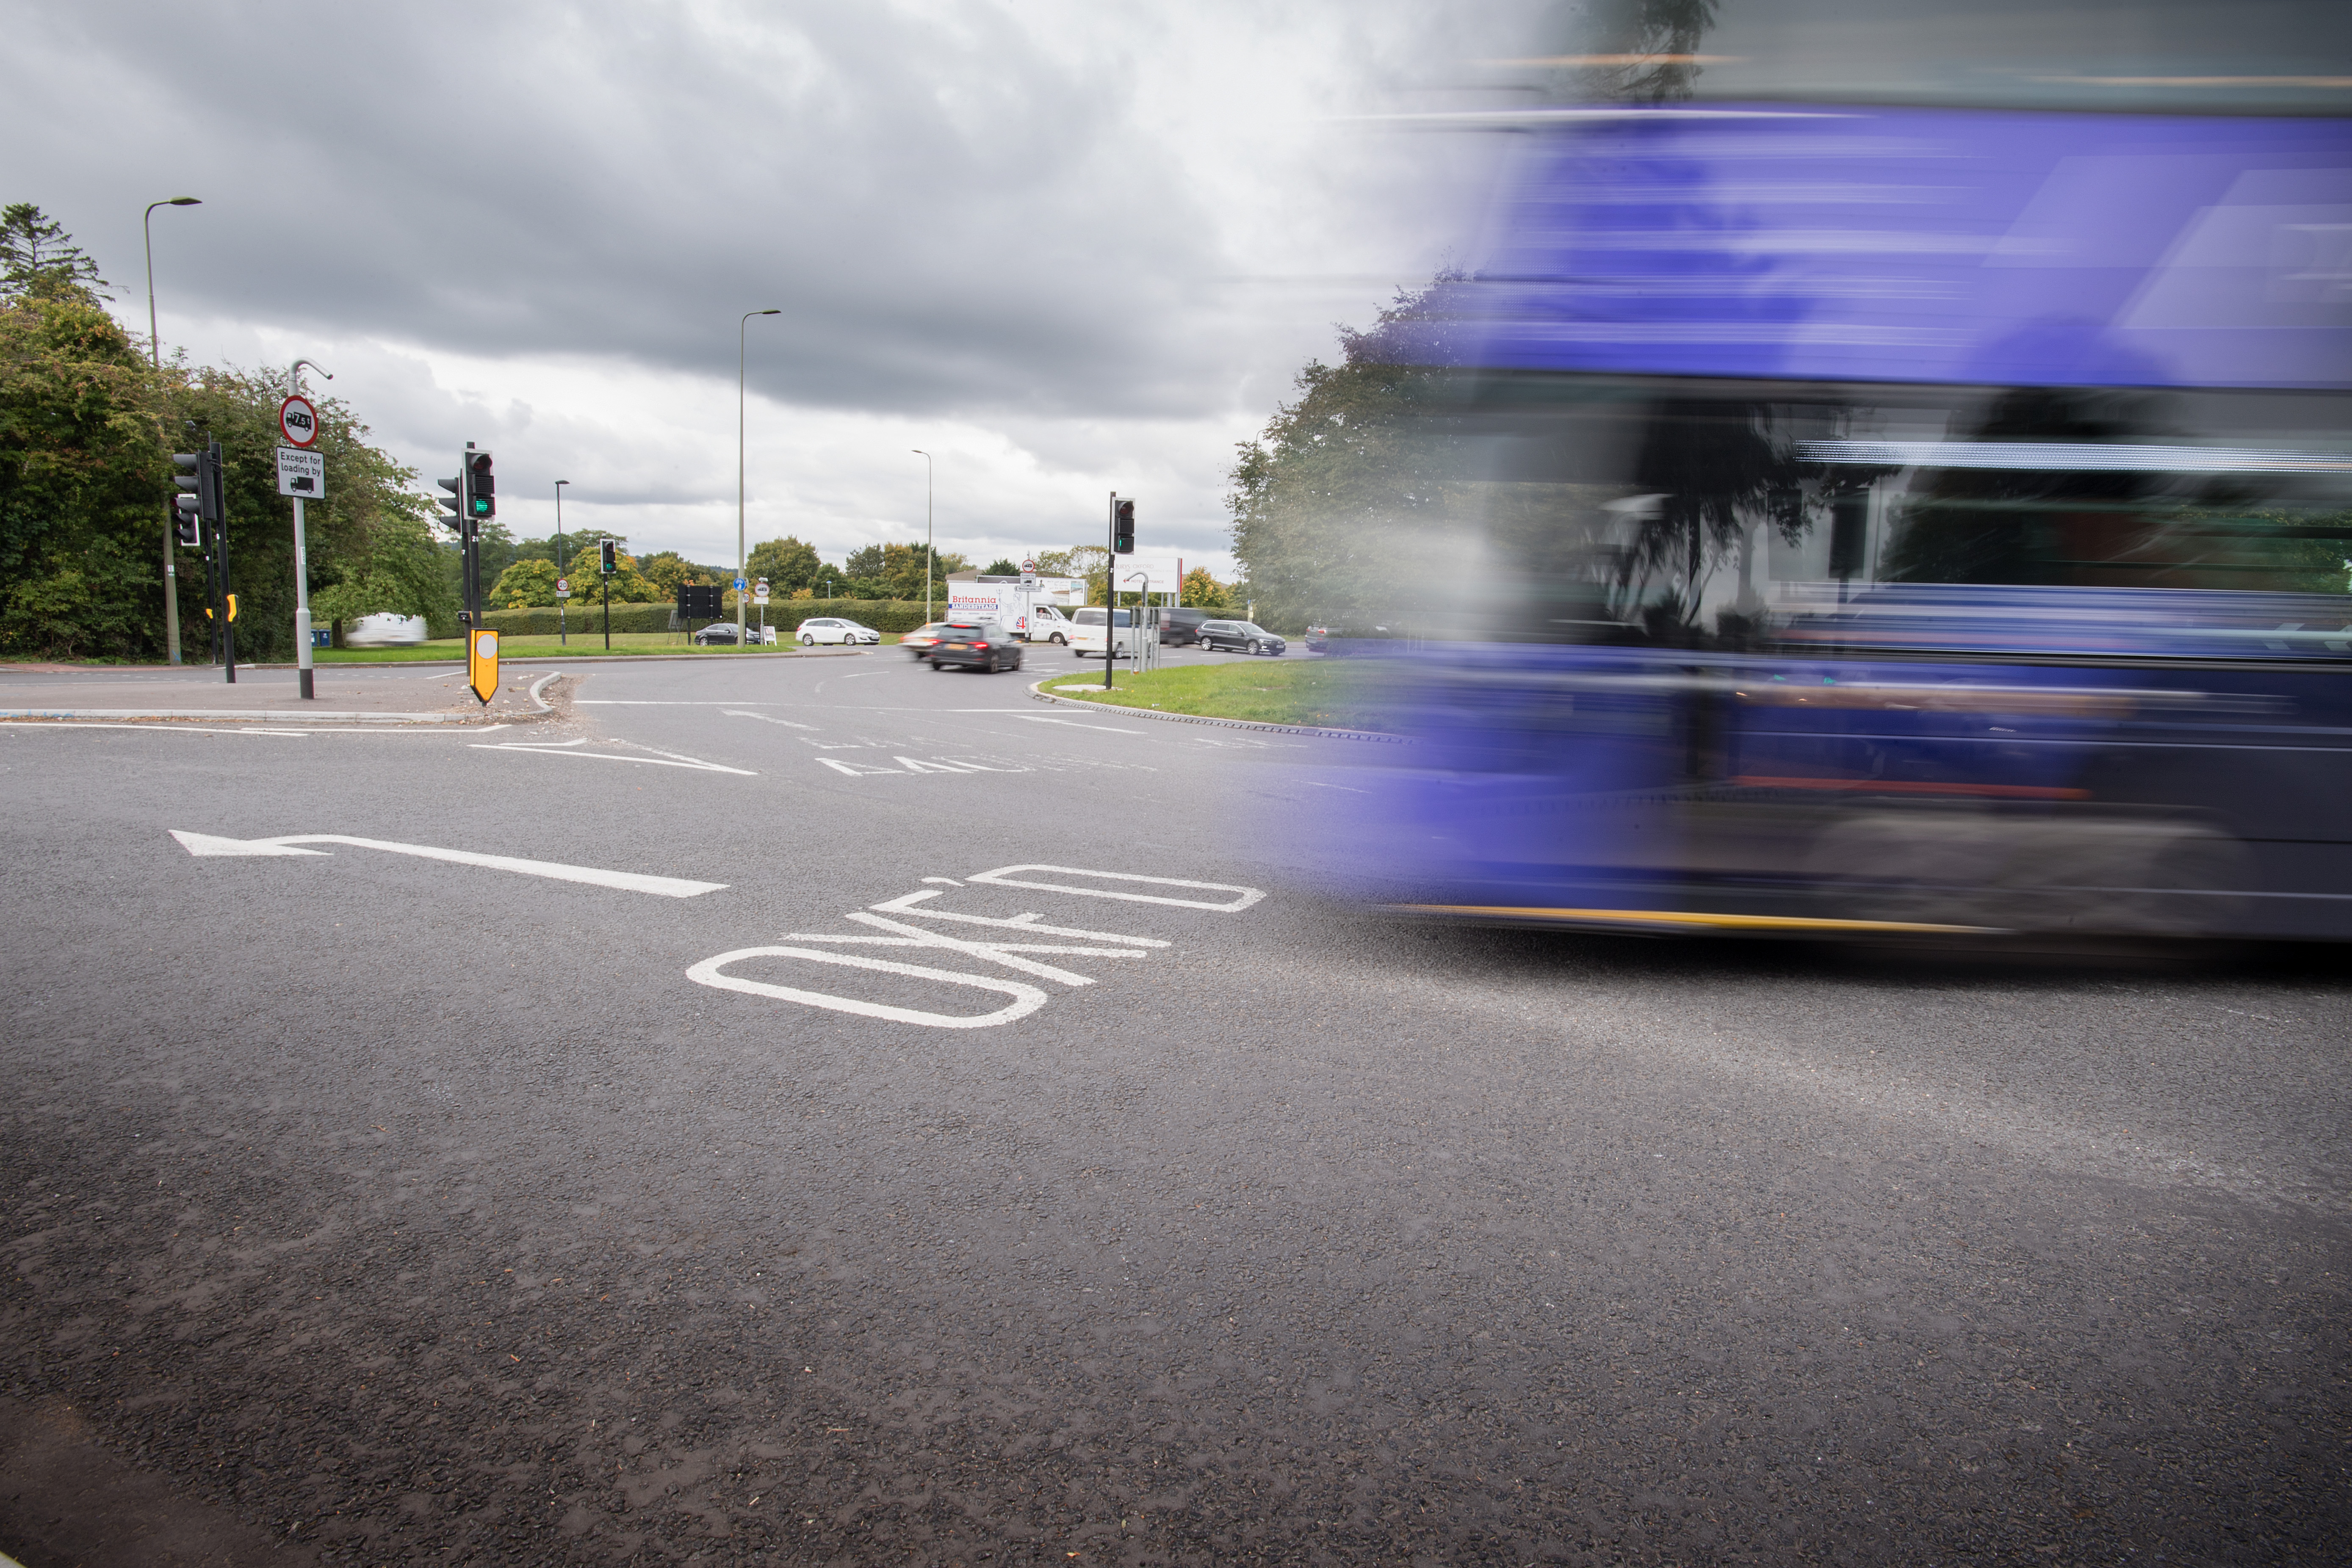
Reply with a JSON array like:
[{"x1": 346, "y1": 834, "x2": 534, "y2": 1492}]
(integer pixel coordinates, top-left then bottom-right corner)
[
  {"x1": 577, "y1": 700, "x2": 777, "y2": 705},
  {"x1": 169, "y1": 830, "x2": 728, "y2": 897},
  {"x1": 686, "y1": 947, "x2": 1047, "y2": 1028},
  {"x1": 726, "y1": 710, "x2": 819, "y2": 730},
  {"x1": 968, "y1": 864, "x2": 1267, "y2": 911},
  {"x1": 1301, "y1": 781, "x2": 1369, "y2": 793},
  {"x1": 778, "y1": 911, "x2": 1143, "y2": 987},
  {"x1": 472, "y1": 742, "x2": 756, "y2": 775},
  {"x1": 1013, "y1": 715, "x2": 1145, "y2": 734},
  {"x1": 841, "y1": 671, "x2": 892, "y2": 679}
]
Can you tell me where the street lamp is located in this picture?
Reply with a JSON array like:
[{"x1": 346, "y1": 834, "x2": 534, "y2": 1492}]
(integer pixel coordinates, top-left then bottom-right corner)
[
  {"x1": 288, "y1": 357, "x2": 332, "y2": 700},
  {"x1": 911, "y1": 449, "x2": 933, "y2": 622},
  {"x1": 144, "y1": 196, "x2": 200, "y2": 664},
  {"x1": 739, "y1": 309, "x2": 780, "y2": 646},
  {"x1": 555, "y1": 480, "x2": 571, "y2": 646}
]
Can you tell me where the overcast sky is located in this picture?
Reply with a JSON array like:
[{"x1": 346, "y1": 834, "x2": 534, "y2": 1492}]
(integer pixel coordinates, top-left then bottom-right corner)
[{"x1": 3, "y1": 0, "x2": 1544, "y2": 580}]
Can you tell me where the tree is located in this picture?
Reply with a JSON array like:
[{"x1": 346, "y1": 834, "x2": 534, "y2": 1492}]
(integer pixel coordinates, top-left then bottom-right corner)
[
  {"x1": 1180, "y1": 566, "x2": 1231, "y2": 609},
  {"x1": 560, "y1": 539, "x2": 660, "y2": 603},
  {"x1": 0, "y1": 204, "x2": 110, "y2": 303},
  {"x1": 636, "y1": 550, "x2": 721, "y2": 600},
  {"x1": 746, "y1": 535, "x2": 821, "y2": 594},
  {"x1": 982, "y1": 557, "x2": 1019, "y2": 576},
  {"x1": 0, "y1": 288, "x2": 160, "y2": 655},
  {"x1": 490, "y1": 557, "x2": 561, "y2": 608}
]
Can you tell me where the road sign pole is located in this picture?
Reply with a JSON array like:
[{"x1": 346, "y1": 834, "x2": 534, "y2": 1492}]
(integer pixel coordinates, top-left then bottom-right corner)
[
  {"x1": 1104, "y1": 492, "x2": 1115, "y2": 691},
  {"x1": 603, "y1": 575, "x2": 611, "y2": 651},
  {"x1": 292, "y1": 495, "x2": 314, "y2": 698}
]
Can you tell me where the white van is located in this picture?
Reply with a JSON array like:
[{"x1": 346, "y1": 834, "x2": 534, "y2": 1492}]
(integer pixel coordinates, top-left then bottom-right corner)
[
  {"x1": 1026, "y1": 604, "x2": 1076, "y2": 645},
  {"x1": 343, "y1": 612, "x2": 429, "y2": 647},
  {"x1": 1067, "y1": 606, "x2": 1134, "y2": 660}
]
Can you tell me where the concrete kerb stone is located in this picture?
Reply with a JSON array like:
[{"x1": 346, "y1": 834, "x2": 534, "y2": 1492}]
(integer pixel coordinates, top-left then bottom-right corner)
[
  {"x1": 253, "y1": 648, "x2": 871, "y2": 670},
  {"x1": 0, "y1": 669, "x2": 572, "y2": 727},
  {"x1": 1025, "y1": 675, "x2": 1411, "y2": 744}
]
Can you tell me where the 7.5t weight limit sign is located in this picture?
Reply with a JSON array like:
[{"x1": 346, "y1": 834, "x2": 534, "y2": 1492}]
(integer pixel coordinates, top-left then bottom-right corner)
[{"x1": 278, "y1": 394, "x2": 320, "y2": 448}]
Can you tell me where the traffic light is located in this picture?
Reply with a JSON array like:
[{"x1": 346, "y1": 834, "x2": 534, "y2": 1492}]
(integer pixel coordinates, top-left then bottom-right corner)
[
  {"x1": 435, "y1": 471, "x2": 468, "y2": 536},
  {"x1": 599, "y1": 538, "x2": 617, "y2": 575},
  {"x1": 171, "y1": 447, "x2": 220, "y2": 546},
  {"x1": 1113, "y1": 498, "x2": 1136, "y2": 553},
  {"x1": 468, "y1": 451, "x2": 495, "y2": 520}
]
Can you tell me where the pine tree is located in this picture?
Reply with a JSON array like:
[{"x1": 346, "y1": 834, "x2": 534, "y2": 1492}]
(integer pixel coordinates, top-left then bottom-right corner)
[{"x1": 0, "y1": 205, "x2": 111, "y2": 302}]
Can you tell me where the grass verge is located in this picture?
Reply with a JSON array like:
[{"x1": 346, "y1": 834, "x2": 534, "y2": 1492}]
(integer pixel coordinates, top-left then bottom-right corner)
[
  {"x1": 1042, "y1": 658, "x2": 1394, "y2": 732},
  {"x1": 313, "y1": 633, "x2": 903, "y2": 663}
]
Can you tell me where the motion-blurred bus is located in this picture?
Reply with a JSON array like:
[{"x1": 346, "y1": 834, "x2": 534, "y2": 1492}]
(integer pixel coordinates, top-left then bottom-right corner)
[{"x1": 1337, "y1": 0, "x2": 2352, "y2": 940}]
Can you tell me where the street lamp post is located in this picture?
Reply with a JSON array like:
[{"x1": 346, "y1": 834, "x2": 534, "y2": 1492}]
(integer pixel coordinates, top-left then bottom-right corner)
[
  {"x1": 555, "y1": 480, "x2": 570, "y2": 646},
  {"x1": 739, "y1": 309, "x2": 780, "y2": 647},
  {"x1": 144, "y1": 196, "x2": 200, "y2": 664},
  {"x1": 288, "y1": 358, "x2": 331, "y2": 699},
  {"x1": 911, "y1": 449, "x2": 933, "y2": 622}
]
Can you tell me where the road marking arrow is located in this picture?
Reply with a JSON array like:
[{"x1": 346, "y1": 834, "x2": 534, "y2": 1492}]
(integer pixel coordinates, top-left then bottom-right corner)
[{"x1": 168, "y1": 830, "x2": 727, "y2": 897}]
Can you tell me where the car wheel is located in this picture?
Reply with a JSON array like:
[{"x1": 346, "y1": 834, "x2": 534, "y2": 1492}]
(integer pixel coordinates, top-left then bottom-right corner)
[
  {"x1": 800, "y1": 633, "x2": 814, "y2": 646},
  {"x1": 1051, "y1": 633, "x2": 1066, "y2": 645}
]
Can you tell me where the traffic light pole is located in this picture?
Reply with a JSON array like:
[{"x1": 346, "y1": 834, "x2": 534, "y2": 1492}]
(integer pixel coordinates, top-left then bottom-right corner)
[
  {"x1": 214, "y1": 440, "x2": 235, "y2": 683},
  {"x1": 1104, "y1": 491, "x2": 1116, "y2": 691}
]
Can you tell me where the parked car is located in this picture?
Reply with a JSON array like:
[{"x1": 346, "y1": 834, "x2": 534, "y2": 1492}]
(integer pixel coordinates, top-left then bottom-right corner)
[
  {"x1": 1067, "y1": 606, "x2": 1133, "y2": 660},
  {"x1": 692, "y1": 621, "x2": 746, "y2": 645},
  {"x1": 1159, "y1": 607, "x2": 1212, "y2": 645},
  {"x1": 1304, "y1": 625, "x2": 1330, "y2": 653},
  {"x1": 927, "y1": 620, "x2": 1023, "y2": 672},
  {"x1": 902, "y1": 622, "x2": 951, "y2": 658},
  {"x1": 1198, "y1": 619, "x2": 1287, "y2": 655},
  {"x1": 342, "y1": 612, "x2": 428, "y2": 648},
  {"x1": 797, "y1": 617, "x2": 881, "y2": 646}
]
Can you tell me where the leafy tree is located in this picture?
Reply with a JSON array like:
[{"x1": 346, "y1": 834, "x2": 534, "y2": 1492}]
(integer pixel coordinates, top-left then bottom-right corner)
[
  {"x1": 490, "y1": 557, "x2": 561, "y2": 608},
  {"x1": 0, "y1": 286, "x2": 163, "y2": 656},
  {"x1": 842, "y1": 543, "x2": 885, "y2": 578},
  {"x1": 0, "y1": 204, "x2": 111, "y2": 303},
  {"x1": 1180, "y1": 566, "x2": 1231, "y2": 609},
  {"x1": 636, "y1": 550, "x2": 720, "y2": 600},
  {"x1": 746, "y1": 534, "x2": 821, "y2": 594},
  {"x1": 982, "y1": 557, "x2": 1020, "y2": 576},
  {"x1": 560, "y1": 539, "x2": 661, "y2": 603}
]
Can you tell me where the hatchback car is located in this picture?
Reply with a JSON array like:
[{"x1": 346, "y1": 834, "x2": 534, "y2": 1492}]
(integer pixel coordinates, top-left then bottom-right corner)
[
  {"x1": 1198, "y1": 619, "x2": 1286, "y2": 655},
  {"x1": 927, "y1": 620, "x2": 1023, "y2": 672},
  {"x1": 1304, "y1": 625, "x2": 1330, "y2": 653},
  {"x1": 798, "y1": 617, "x2": 881, "y2": 646},
  {"x1": 692, "y1": 621, "x2": 744, "y2": 645},
  {"x1": 902, "y1": 622, "x2": 952, "y2": 658}
]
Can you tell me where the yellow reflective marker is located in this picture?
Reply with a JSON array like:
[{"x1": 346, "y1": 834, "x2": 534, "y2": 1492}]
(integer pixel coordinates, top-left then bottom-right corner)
[{"x1": 469, "y1": 628, "x2": 499, "y2": 705}]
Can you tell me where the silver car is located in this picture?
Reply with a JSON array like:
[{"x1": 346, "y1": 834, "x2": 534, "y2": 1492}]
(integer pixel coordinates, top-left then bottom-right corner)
[{"x1": 797, "y1": 617, "x2": 881, "y2": 646}]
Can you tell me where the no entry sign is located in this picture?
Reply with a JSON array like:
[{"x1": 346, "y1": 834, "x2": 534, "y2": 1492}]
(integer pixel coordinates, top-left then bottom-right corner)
[{"x1": 278, "y1": 394, "x2": 320, "y2": 448}]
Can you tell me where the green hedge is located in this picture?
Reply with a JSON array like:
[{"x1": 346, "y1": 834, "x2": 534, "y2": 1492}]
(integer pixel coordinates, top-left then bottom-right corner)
[{"x1": 479, "y1": 599, "x2": 940, "y2": 637}]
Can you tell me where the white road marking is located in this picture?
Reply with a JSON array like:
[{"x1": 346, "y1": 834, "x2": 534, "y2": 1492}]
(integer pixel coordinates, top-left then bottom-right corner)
[
  {"x1": 1301, "y1": 780, "x2": 1369, "y2": 793},
  {"x1": 968, "y1": 864, "x2": 1267, "y2": 911},
  {"x1": 684, "y1": 866, "x2": 1262, "y2": 1029},
  {"x1": 841, "y1": 671, "x2": 892, "y2": 679},
  {"x1": 726, "y1": 710, "x2": 819, "y2": 730},
  {"x1": 686, "y1": 948, "x2": 1047, "y2": 1028},
  {"x1": 895, "y1": 756, "x2": 977, "y2": 773},
  {"x1": 1014, "y1": 715, "x2": 1145, "y2": 734},
  {"x1": 817, "y1": 757, "x2": 903, "y2": 776},
  {"x1": 576, "y1": 700, "x2": 776, "y2": 705},
  {"x1": 169, "y1": 830, "x2": 728, "y2": 897},
  {"x1": 472, "y1": 740, "x2": 756, "y2": 774}
]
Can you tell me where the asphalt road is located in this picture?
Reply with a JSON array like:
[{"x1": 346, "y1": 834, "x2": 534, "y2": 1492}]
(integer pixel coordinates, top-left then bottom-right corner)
[{"x1": 3, "y1": 644, "x2": 2347, "y2": 1566}]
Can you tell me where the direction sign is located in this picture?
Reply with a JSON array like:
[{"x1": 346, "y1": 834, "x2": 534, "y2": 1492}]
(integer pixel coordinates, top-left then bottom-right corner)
[
  {"x1": 277, "y1": 394, "x2": 320, "y2": 448},
  {"x1": 734, "y1": 576, "x2": 747, "y2": 591},
  {"x1": 274, "y1": 447, "x2": 325, "y2": 498}
]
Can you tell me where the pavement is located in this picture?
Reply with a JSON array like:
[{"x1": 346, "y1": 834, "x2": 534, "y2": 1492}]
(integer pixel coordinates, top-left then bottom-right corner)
[
  {"x1": 3, "y1": 639, "x2": 2347, "y2": 1566},
  {"x1": 0, "y1": 661, "x2": 559, "y2": 724}
]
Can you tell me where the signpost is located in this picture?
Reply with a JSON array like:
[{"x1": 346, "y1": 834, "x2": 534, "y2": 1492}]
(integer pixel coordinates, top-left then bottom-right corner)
[
  {"x1": 556, "y1": 576, "x2": 570, "y2": 647},
  {"x1": 278, "y1": 393, "x2": 323, "y2": 699},
  {"x1": 754, "y1": 576, "x2": 769, "y2": 644},
  {"x1": 469, "y1": 628, "x2": 499, "y2": 704}
]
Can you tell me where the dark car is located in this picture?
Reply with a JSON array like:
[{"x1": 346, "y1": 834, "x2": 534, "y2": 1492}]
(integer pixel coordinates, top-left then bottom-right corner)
[
  {"x1": 1304, "y1": 624, "x2": 1330, "y2": 653},
  {"x1": 902, "y1": 622, "x2": 952, "y2": 658},
  {"x1": 928, "y1": 620, "x2": 1023, "y2": 672},
  {"x1": 691, "y1": 622, "x2": 744, "y2": 645},
  {"x1": 1198, "y1": 619, "x2": 1286, "y2": 656},
  {"x1": 1159, "y1": 607, "x2": 1211, "y2": 646}
]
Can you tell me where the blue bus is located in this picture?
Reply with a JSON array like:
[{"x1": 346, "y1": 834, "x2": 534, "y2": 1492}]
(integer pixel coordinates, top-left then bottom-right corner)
[{"x1": 1336, "y1": 0, "x2": 2352, "y2": 940}]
